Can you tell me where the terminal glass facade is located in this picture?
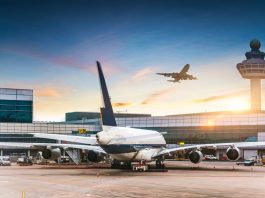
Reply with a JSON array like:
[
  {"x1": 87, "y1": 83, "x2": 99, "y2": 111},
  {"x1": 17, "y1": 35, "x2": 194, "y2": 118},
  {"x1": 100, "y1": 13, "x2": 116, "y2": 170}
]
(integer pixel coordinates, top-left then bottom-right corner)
[
  {"x1": 69, "y1": 111, "x2": 265, "y2": 145},
  {"x1": 66, "y1": 112, "x2": 151, "y2": 122},
  {"x1": 1, "y1": 111, "x2": 265, "y2": 146},
  {"x1": 114, "y1": 112, "x2": 265, "y2": 144},
  {"x1": 0, "y1": 88, "x2": 33, "y2": 123},
  {"x1": 0, "y1": 122, "x2": 100, "y2": 143}
]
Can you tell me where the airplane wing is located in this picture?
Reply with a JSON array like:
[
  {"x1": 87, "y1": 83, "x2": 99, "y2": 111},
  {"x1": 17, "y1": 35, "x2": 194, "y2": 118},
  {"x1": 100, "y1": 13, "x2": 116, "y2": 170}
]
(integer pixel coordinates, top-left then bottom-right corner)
[
  {"x1": 156, "y1": 73, "x2": 176, "y2": 77},
  {"x1": 0, "y1": 142, "x2": 105, "y2": 153},
  {"x1": 32, "y1": 133, "x2": 98, "y2": 145},
  {"x1": 168, "y1": 75, "x2": 181, "y2": 82},
  {"x1": 154, "y1": 141, "x2": 265, "y2": 158},
  {"x1": 176, "y1": 74, "x2": 197, "y2": 80},
  {"x1": 0, "y1": 142, "x2": 106, "y2": 164}
]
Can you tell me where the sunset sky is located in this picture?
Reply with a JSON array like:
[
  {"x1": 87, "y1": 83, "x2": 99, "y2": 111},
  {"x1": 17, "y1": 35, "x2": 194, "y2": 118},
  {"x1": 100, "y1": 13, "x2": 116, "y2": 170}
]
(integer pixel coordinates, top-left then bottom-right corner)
[{"x1": 1, "y1": 0, "x2": 265, "y2": 121}]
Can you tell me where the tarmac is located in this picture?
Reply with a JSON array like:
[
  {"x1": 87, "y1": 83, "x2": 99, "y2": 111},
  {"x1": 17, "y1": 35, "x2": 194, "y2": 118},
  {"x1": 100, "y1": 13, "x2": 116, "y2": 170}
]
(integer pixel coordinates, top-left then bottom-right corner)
[{"x1": 0, "y1": 161, "x2": 265, "y2": 198}]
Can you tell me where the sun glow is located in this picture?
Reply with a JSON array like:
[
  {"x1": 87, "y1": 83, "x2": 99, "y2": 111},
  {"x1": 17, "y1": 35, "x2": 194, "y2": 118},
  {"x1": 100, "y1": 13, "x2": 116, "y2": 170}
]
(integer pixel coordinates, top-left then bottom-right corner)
[
  {"x1": 223, "y1": 98, "x2": 249, "y2": 111},
  {"x1": 206, "y1": 119, "x2": 215, "y2": 126}
]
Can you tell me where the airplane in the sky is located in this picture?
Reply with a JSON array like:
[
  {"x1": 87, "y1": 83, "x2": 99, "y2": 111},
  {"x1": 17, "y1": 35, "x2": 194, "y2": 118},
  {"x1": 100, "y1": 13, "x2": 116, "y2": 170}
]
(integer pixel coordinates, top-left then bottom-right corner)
[
  {"x1": 157, "y1": 64, "x2": 197, "y2": 82},
  {"x1": 29, "y1": 61, "x2": 265, "y2": 170}
]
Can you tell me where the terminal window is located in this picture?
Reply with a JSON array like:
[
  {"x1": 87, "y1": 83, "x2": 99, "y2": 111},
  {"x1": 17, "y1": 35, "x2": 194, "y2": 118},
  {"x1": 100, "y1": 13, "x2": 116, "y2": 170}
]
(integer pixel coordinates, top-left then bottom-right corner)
[{"x1": 0, "y1": 89, "x2": 33, "y2": 123}]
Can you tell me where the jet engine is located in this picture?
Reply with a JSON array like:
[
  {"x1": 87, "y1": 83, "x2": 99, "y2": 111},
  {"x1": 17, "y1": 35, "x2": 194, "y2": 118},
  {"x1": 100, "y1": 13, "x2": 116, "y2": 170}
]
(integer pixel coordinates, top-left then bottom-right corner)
[
  {"x1": 87, "y1": 150, "x2": 105, "y2": 163},
  {"x1": 189, "y1": 150, "x2": 203, "y2": 164},
  {"x1": 42, "y1": 148, "x2": 61, "y2": 160},
  {"x1": 226, "y1": 147, "x2": 240, "y2": 161}
]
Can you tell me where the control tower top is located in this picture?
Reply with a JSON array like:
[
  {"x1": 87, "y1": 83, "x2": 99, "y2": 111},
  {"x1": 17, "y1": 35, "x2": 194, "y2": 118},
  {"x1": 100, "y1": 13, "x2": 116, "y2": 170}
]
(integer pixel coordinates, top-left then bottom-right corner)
[
  {"x1": 245, "y1": 39, "x2": 265, "y2": 60},
  {"x1": 237, "y1": 39, "x2": 265, "y2": 79}
]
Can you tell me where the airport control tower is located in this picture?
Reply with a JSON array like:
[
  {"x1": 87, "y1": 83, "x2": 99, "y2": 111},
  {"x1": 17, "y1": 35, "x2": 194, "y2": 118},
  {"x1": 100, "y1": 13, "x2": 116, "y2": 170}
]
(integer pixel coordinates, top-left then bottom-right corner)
[{"x1": 237, "y1": 39, "x2": 265, "y2": 111}]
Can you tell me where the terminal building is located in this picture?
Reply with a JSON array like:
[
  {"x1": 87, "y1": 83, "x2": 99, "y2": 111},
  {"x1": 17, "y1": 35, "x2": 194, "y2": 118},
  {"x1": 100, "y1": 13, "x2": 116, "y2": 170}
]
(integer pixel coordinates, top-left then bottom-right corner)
[
  {"x1": 65, "y1": 111, "x2": 265, "y2": 144},
  {"x1": 1, "y1": 39, "x2": 265, "y2": 159}
]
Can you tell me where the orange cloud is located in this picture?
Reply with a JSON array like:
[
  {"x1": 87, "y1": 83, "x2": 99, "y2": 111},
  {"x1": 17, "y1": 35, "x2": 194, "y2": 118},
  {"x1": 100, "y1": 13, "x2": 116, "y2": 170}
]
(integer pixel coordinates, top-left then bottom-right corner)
[
  {"x1": 141, "y1": 87, "x2": 176, "y2": 105},
  {"x1": 113, "y1": 102, "x2": 132, "y2": 107},
  {"x1": 35, "y1": 88, "x2": 61, "y2": 97},
  {"x1": 131, "y1": 67, "x2": 156, "y2": 81},
  {"x1": 193, "y1": 90, "x2": 248, "y2": 103}
]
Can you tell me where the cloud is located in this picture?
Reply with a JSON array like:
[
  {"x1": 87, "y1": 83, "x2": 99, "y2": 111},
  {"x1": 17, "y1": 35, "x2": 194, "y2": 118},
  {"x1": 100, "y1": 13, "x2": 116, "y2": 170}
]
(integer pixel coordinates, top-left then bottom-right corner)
[
  {"x1": 141, "y1": 87, "x2": 176, "y2": 105},
  {"x1": 113, "y1": 102, "x2": 132, "y2": 107},
  {"x1": 131, "y1": 67, "x2": 156, "y2": 81},
  {"x1": 0, "y1": 81, "x2": 68, "y2": 98},
  {"x1": 87, "y1": 63, "x2": 124, "y2": 75},
  {"x1": 35, "y1": 87, "x2": 61, "y2": 97},
  {"x1": 193, "y1": 89, "x2": 248, "y2": 103},
  {"x1": 0, "y1": 46, "x2": 123, "y2": 75}
]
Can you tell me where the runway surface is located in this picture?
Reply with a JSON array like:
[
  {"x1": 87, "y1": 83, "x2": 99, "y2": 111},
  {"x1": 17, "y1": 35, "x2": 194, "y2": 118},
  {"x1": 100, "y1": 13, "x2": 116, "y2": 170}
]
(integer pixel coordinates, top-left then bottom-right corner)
[{"x1": 0, "y1": 161, "x2": 265, "y2": 198}]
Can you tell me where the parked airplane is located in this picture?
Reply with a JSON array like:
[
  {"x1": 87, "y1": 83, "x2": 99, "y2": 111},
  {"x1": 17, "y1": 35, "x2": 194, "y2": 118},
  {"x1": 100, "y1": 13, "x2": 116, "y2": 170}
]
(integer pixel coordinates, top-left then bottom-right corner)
[
  {"x1": 157, "y1": 64, "x2": 197, "y2": 82},
  {"x1": 32, "y1": 61, "x2": 265, "y2": 170}
]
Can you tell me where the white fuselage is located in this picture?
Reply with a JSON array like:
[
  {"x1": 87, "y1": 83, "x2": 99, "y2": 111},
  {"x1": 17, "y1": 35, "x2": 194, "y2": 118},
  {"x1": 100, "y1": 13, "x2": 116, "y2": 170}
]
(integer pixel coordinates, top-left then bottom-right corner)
[{"x1": 96, "y1": 126, "x2": 166, "y2": 162}]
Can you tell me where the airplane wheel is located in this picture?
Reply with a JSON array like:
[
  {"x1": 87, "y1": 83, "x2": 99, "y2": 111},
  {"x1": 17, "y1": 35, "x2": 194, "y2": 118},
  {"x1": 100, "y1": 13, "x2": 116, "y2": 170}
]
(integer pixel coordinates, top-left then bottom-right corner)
[
  {"x1": 156, "y1": 160, "x2": 165, "y2": 169},
  {"x1": 111, "y1": 160, "x2": 122, "y2": 169},
  {"x1": 123, "y1": 162, "x2": 132, "y2": 170}
]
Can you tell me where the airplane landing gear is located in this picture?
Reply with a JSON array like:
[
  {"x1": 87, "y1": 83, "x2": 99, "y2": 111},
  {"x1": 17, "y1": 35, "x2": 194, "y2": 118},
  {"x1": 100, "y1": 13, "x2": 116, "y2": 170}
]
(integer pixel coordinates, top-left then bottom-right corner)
[
  {"x1": 156, "y1": 159, "x2": 165, "y2": 169},
  {"x1": 123, "y1": 162, "x2": 132, "y2": 170},
  {"x1": 111, "y1": 160, "x2": 121, "y2": 169},
  {"x1": 111, "y1": 160, "x2": 132, "y2": 170}
]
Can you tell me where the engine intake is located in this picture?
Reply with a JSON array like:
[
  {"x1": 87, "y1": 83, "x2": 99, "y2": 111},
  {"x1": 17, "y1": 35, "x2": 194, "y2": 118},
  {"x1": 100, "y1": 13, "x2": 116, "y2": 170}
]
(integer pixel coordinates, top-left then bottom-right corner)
[
  {"x1": 87, "y1": 150, "x2": 104, "y2": 163},
  {"x1": 189, "y1": 150, "x2": 203, "y2": 164},
  {"x1": 226, "y1": 147, "x2": 240, "y2": 161},
  {"x1": 42, "y1": 148, "x2": 61, "y2": 160}
]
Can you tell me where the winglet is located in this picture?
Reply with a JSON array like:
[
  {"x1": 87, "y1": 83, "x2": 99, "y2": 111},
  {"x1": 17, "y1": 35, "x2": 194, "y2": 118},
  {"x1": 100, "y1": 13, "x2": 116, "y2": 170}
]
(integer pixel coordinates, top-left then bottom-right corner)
[{"x1": 97, "y1": 61, "x2": 117, "y2": 127}]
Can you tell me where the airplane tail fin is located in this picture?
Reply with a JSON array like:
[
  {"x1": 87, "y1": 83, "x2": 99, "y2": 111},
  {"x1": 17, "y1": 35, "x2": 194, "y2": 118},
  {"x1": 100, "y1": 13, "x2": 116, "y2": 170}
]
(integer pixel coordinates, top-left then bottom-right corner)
[{"x1": 97, "y1": 61, "x2": 117, "y2": 127}]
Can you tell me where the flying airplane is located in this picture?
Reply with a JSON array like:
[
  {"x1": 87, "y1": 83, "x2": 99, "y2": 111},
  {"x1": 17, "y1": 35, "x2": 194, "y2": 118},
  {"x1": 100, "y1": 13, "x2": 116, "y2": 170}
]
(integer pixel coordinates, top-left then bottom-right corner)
[
  {"x1": 31, "y1": 61, "x2": 265, "y2": 170},
  {"x1": 157, "y1": 64, "x2": 197, "y2": 82}
]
